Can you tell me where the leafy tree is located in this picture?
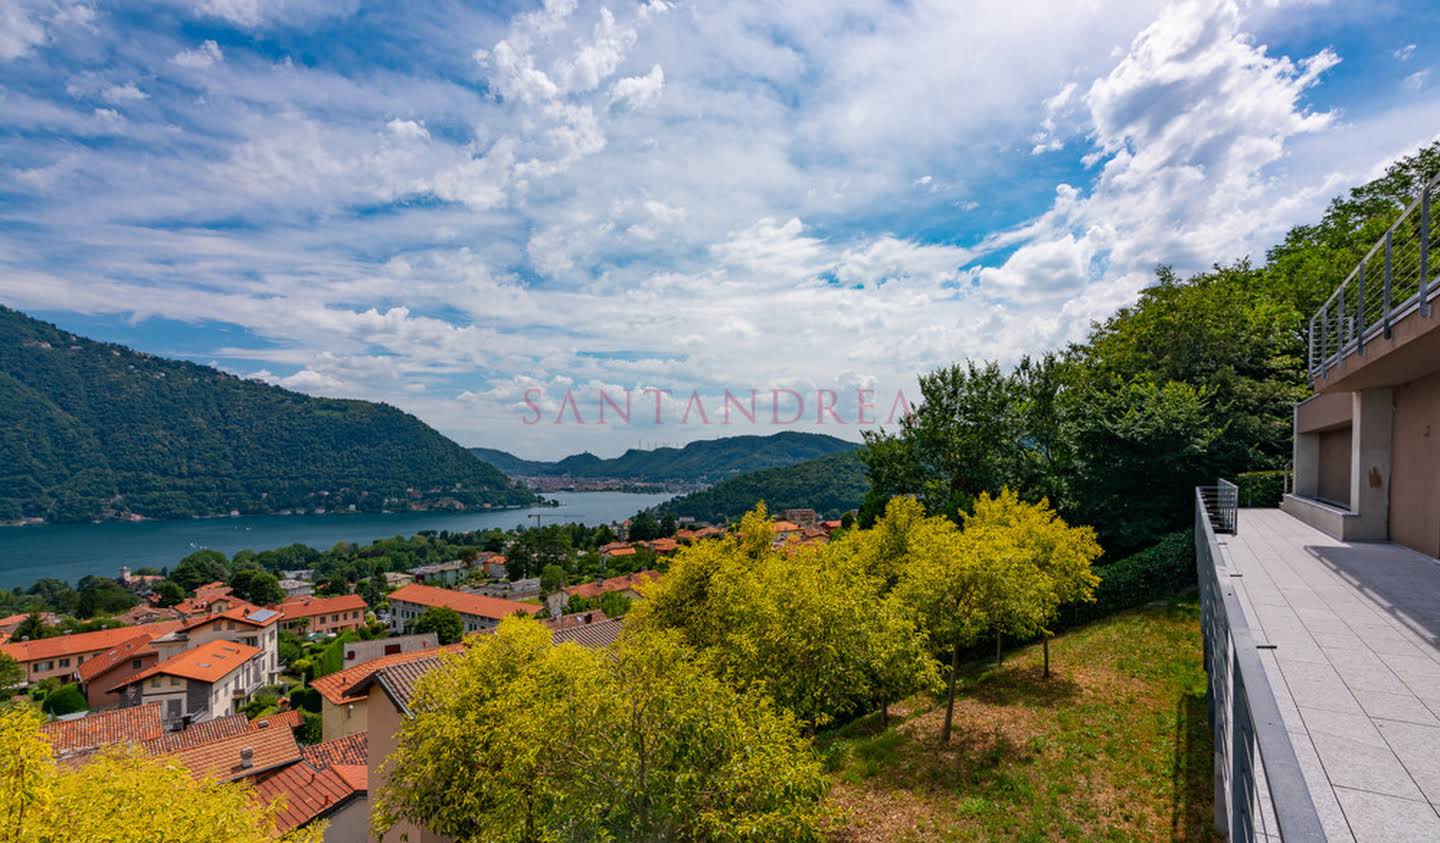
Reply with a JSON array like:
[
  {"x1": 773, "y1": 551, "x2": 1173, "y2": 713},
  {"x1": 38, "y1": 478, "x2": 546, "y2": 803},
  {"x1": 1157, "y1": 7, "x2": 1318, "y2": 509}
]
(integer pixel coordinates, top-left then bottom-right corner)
[
  {"x1": 26, "y1": 579, "x2": 76, "y2": 616},
  {"x1": 595, "y1": 591, "x2": 632, "y2": 619},
  {"x1": 171, "y1": 549, "x2": 231, "y2": 592},
  {"x1": 12, "y1": 613, "x2": 52, "y2": 641},
  {"x1": 150, "y1": 580, "x2": 185, "y2": 607},
  {"x1": 1, "y1": 704, "x2": 324, "y2": 842},
  {"x1": 627, "y1": 510, "x2": 661, "y2": 541},
  {"x1": 229, "y1": 569, "x2": 285, "y2": 606},
  {"x1": 658, "y1": 513, "x2": 678, "y2": 537},
  {"x1": 0, "y1": 653, "x2": 22, "y2": 695},
  {"x1": 75, "y1": 577, "x2": 138, "y2": 619},
  {"x1": 408, "y1": 606, "x2": 464, "y2": 645},
  {"x1": 374, "y1": 618, "x2": 828, "y2": 842},
  {"x1": 538, "y1": 564, "x2": 566, "y2": 596},
  {"x1": 314, "y1": 576, "x2": 349, "y2": 597},
  {"x1": 41, "y1": 684, "x2": 86, "y2": 716}
]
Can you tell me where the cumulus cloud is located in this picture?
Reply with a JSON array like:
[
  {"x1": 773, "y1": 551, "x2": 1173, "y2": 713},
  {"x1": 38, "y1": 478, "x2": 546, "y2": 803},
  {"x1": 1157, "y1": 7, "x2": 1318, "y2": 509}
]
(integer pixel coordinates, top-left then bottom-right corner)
[
  {"x1": 172, "y1": 39, "x2": 223, "y2": 68},
  {"x1": 609, "y1": 64, "x2": 663, "y2": 110},
  {"x1": 0, "y1": 3, "x2": 47, "y2": 60}
]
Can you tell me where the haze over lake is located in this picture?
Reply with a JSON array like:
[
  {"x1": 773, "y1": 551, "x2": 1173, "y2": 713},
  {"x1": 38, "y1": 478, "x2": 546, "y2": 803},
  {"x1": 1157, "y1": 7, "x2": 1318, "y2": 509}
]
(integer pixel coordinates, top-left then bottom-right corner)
[{"x1": 0, "y1": 491, "x2": 675, "y2": 590}]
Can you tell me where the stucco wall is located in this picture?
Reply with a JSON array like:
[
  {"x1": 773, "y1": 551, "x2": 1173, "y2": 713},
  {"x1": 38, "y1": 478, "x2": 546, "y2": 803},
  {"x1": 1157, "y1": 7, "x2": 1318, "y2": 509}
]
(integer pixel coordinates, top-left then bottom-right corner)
[
  {"x1": 1390, "y1": 369, "x2": 1440, "y2": 557},
  {"x1": 1317, "y1": 426, "x2": 1352, "y2": 506}
]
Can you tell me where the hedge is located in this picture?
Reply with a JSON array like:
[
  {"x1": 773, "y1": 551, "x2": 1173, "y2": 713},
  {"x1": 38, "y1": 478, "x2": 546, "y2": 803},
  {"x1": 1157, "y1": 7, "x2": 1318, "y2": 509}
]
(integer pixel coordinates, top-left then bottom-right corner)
[
  {"x1": 1058, "y1": 530, "x2": 1196, "y2": 628},
  {"x1": 1236, "y1": 470, "x2": 1287, "y2": 508}
]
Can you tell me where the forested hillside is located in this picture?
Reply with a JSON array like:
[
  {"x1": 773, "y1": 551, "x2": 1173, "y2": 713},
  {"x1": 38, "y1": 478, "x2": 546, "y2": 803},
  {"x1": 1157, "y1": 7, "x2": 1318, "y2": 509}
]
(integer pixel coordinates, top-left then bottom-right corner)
[
  {"x1": 0, "y1": 307, "x2": 536, "y2": 523},
  {"x1": 654, "y1": 450, "x2": 867, "y2": 522},
  {"x1": 472, "y1": 431, "x2": 857, "y2": 482},
  {"x1": 861, "y1": 143, "x2": 1440, "y2": 556}
]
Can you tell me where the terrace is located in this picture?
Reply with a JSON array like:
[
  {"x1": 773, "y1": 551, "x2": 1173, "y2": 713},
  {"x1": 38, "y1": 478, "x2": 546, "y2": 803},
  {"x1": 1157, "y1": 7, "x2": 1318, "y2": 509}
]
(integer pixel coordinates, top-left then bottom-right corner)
[{"x1": 1198, "y1": 496, "x2": 1440, "y2": 841}]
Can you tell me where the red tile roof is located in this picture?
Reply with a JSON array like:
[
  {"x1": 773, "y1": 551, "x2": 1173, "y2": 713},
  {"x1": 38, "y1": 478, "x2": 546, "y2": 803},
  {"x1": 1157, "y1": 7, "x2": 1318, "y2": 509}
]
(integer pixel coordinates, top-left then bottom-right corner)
[
  {"x1": 563, "y1": 570, "x2": 659, "y2": 601},
  {"x1": 772, "y1": 520, "x2": 802, "y2": 532},
  {"x1": 115, "y1": 604, "x2": 183, "y2": 625},
  {"x1": 141, "y1": 714, "x2": 253, "y2": 754},
  {"x1": 309, "y1": 643, "x2": 462, "y2": 706},
  {"x1": 0, "y1": 611, "x2": 57, "y2": 632},
  {"x1": 254, "y1": 709, "x2": 304, "y2": 732},
  {"x1": 179, "y1": 603, "x2": 276, "y2": 632},
  {"x1": 301, "y1": 733, "x2": 367, "y2": 768},
  {"x1": 0, "y1": 620, "x2": 182, "y2": 664},
  {"x1": 113, "y1": 639, "x2": 259, "y2": 690},
  {"x1": 75, "y1": 633, "x2": 155, "y2": 683},
  {"x1": 39, "y1": 704, "x2": 165, "y2": 757},
  {"x1": 604, "y1": 546, "x2": 638, "y2": 557},
  {"x1": 254, "y1": 761, "x2": 362, "y2": 833},
  {"x1": 168, "y1": 721, "x2": 302, "y2": 782},
  {"x1": 386, "y1": 583, "x2": 540, "y2": 621},
  {"x1": 648, "y1": 538, "x2": 679, "y2": 552},
  {"x1": 273, "y1": 594, "x2": 367, "y2": 621}
]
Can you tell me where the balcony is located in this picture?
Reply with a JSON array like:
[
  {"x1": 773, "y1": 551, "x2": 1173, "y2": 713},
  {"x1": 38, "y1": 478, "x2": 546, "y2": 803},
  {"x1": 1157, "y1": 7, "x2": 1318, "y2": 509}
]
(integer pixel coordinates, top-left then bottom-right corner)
[{"x1": 1198, "y1": 493, "x2": 1440, "y2": 840}]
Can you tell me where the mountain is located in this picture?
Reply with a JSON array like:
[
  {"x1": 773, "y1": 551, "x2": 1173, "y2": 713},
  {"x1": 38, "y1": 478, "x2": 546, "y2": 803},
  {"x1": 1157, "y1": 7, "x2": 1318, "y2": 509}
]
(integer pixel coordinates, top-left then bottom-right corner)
[
  {"x1": 471, "y1": 432, "x2": 859, "y2": 484},
  {"x1": 652, "y1": 450, "x2": 869, "y2": 522},
  {"x1": 0, "y1": 306, "x2": 536, "y2": 523}
]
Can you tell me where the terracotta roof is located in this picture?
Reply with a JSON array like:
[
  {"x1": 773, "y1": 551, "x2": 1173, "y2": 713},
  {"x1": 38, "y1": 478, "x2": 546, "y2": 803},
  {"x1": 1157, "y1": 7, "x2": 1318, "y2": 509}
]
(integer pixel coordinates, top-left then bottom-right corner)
[
  {"x1": 544, "y1": 610, "x2": 610, "y2": 631},
  {"x1": 363, "y1": 656, "x2": 444, "y2": 716},
  {"x1": 563, "y1": 570, "x2": 659, "y2": 601},
  {"x1": 604, "y1": 546, "x2": 637, "y2": 557},
  {"x1": 0, "y1": 620, "x2": 182, "y2": 664},
  {"x1": 75, "y1": 633, "x2": 155, "y2": 683},
  {"x1": 386, "y1": 583, "x2": 540, "y2": 621},
  {"x1": 179, "y1": 604, "x2": 277, "y2": 632},
  {"x1": 254, "y1": 761, "x2": 363, "y2": 833},
  {"x1": 273, "y1": 594, "x2": 367, "y2": 620},
  {"x1": 40, "y1": 704, "x2": 165, "y2": 757},
  {"x1": 332, "y1": 764, "x2": 368, "y2": 792},
  {"x1": 648, "y1": 538, "x2": 679, "y2": 552},
  {"x1": 821, "y1": 520, "x2": 843, "y2": 530},
  {"x1": 310, "y1": 643, "x2": 461, "y2": 706},
  {"x1": 301, "y1": 733, "x2": 367, "y2": 768},
  {"x1": 772, "y1": 520, "x2": 802, "y2": 532},
  {"x1": 552, "y1": 618, "x2": 624, "y2": 650},
  {"x1": 116, "y1": 605, "x2": 182, "y2": 625},
  {"x1": 253, "y1": 708, "x2": 304, "y2": 731},
  {"x1": 113, "y1": 639, "x2": 259, "y2": 690},
  {"x1": 0, "y1": 611, "x2": 57, "y2": 632},
  {"x1": 142, "y1": 714, "x2": 253, "y2": 754},
  {"x1": 170, "y1": 721, "x2": 302, "y2": 782}
]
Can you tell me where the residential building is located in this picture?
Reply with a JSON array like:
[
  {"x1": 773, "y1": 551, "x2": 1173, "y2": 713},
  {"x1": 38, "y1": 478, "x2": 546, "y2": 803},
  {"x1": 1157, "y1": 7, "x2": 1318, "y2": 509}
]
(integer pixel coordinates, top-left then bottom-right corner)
[
  {"x1": 383, "y1": 571, "x2": 415, "y2": 588},
  {"x1": 407, "y1": 560, "x2": 468, "y2": 586},
  {"x1": 771, "y1": 520, "x2": 804, "y2": 543},
  {"x1": 310, "y1": 644, "x2": 461, "y2": 741},
  {"x1": 76, "y1": 633, "x2": 159, "y2": 709},
  {"x1": 781, "y1": 508, "x2": 819, "y2": 528},
  {"x1": 273, "y1": 594, "x2": 368, "y2": 635},
  {"x1": 151, "y1": 605, "x2": 282, "y2": 684},
  {"x1": 386, "y1": 583, "x2": 540, "y2": 635},
  {"x1": 0, "y1": 620, "x2": 182, "y2": 686},
  {"x1": 164, "y1": 714, "x2": 302, "y2": 781},
  {"x1": 0, "y1": 611, "x2": 57, "y2": 637},
  {"x1": 1199, "y1": 181, "x2": 1440, "y2": 841},
  {"x1": 256, "y1": 734, "x2": 369, "y2": 841},
  {"x1": 342, "y1": 633, "x2": 438, "y2": 667},
  {"x1": 115, "y1": 604, "x2": 182, "y2": 625},
  {"x1": 647, "y1": 537, "x2": 679, "y2": 554},
  {"x1": 477, "y1": 553, "x2": 509, "y2": 578},
  {"x1": 466, "y1": 577, "x2": 540, "y2": 599},
  {"x1": 111, "y1": 639, "x2": 267, "y2": 728},
  {"x1": 39, "y1": 703, "x2": 166, "y2": 762},
  {"x1": 546, "y1": 571, "x2": 658, "y2": 618},
  {"x1": 278, "y1": 578, "x2": 314, "y2": 598},
  {"x1": 169, "y1": 581, "x2": 244, "y2": 617}
]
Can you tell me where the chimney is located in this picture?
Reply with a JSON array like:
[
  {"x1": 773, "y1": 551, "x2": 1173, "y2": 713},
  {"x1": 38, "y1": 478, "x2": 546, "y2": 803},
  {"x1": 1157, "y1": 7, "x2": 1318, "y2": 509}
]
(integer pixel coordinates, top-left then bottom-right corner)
[
  {"x1": 239, "y1": 747, "x2": 254, "y2": 769},
  {"x1": 257, "y1": 719, "x2": 270, "y2": 729},
  {"x1": 584, "y1": 613, "x2": 594, "y2": 624}
]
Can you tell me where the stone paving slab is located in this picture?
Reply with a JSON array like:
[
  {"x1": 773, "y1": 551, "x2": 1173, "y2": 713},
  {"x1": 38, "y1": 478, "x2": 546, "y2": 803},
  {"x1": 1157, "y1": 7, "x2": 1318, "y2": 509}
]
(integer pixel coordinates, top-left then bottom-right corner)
[{"x1": 1221, "y1": 509, "x2": 1440, "y2": 841}]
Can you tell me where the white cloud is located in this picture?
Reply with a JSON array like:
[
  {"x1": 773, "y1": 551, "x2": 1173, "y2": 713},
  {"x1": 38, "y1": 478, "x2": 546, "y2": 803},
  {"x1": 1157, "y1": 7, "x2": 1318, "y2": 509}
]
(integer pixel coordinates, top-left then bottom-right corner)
[
  {"x1": 610, "y1": 64, "x2": 663, "y2": 110},
  {"x1": 1395, "y1": 44, "x2": 1416, "y2": 62},
  {"x1": 386, "y1": 118, "x2": 430, "y2": 141},
  {"x1": 102, "y1": 82, "x2": 148, "y2": 103},
  {"x1": 1405, "y1": 69, "x2": 1430, "y2": 91},
  {"x1": 0, "y1": 3, "x2": 47, "y2": 60},
  {"x1": 172, "y1": 39, "x2": 223, "y2": 68}
]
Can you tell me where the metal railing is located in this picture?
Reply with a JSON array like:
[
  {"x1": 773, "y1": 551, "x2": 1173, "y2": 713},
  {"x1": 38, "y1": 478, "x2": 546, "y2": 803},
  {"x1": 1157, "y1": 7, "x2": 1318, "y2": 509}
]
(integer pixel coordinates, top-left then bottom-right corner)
[
  {"x1": 1199, "y1": 478, "x2": 1239, "y2": 534},
  {"x1": 1196, "y1": 486, "x2": 1324, "y2": 841},
  {"x1": 1309, "y1": 172, "x2": 1440, "y2": 379}
]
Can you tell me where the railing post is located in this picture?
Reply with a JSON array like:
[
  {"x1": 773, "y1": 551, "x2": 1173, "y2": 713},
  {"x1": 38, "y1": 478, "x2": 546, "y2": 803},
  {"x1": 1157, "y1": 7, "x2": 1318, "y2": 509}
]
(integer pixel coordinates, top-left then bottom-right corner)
[
  {"x1": 1307, "y1": 315, "x2": 1316, "y2": 377},
  {"x1": 1383, "y1": 230, "x2": 1393, "y2": 339},
  {"x1": 1338, "y1": 285, "x2": 1346, "y2": 349},
  {"x1": 1423, "y1": 185, "x2": 1432, "y2": 318},
  {"x1": 1356, "y1": 261, "x2": 1366, "y2": 355},
  {"x1": 1320, "y1": 303, "x2": 1329, "y2": 378}
]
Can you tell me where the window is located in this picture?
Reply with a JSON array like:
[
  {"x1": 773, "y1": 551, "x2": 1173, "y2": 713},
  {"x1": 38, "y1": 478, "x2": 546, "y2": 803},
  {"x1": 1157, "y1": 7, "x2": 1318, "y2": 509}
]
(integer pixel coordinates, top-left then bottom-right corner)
[
  {"x1": 58, "y1": 658, "x2": 70, "y2": 667},
  {"x1": 131, "y1": 658, "x2": 143, "y2": 669},
  {"x1": 384, "y1": 643, "x2": 402, "y2": 655},
  {"x1": 166, "y1": 699, "x2": 181, "y2": 719},
  {"x1": 331, "y1": 614, "x2": 339, "y2": 623},
  {"x1": 151, "y1": 678, "x2": 161, "y2": 688},
  {"x1": 170, "y1": 676, "x2": 180, "y2": 687}
]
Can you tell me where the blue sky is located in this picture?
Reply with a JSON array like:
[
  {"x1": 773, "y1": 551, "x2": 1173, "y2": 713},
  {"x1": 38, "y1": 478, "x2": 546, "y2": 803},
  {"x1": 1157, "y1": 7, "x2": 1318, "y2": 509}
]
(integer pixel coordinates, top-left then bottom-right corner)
[{"x1": 2, "y1": 0, "x2": 1438, "y2": 458}]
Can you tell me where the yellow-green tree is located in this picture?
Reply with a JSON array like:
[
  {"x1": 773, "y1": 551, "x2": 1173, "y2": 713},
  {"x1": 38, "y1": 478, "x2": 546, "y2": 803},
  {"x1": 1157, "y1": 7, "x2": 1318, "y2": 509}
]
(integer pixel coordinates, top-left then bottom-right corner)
[
  {"x1": 630, "y1": 504, "x2": 935, "y2": 730},
  {"x1": 886, "y1": 497, "x2": 989, "y2": 743},
  {"x1": 373, "y1": 616, "x2": 829, "y2": 842},
  {"x1": 0, "y1": 704, "x2": 322, "y2": 843},
  {"x1": 963, "y1": 489, "x2": 1101, "y2": 675}
]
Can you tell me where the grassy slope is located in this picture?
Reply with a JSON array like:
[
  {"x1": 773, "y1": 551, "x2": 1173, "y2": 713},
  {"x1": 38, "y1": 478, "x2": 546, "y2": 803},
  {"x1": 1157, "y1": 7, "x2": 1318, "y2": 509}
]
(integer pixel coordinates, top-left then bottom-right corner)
[{"x1": 822, "y1": 597, "x2": 1214, "y2": 842}]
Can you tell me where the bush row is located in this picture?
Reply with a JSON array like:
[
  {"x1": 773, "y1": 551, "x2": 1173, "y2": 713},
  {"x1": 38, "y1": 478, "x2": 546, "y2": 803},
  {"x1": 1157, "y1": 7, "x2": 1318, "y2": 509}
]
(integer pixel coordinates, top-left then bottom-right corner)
[
  {"x1": 1058, "y1": 530, "x2": 1196, "y2": 628},
  {"x1": 1236, "y1": 470, "x2": 1287, "y2": 508}
]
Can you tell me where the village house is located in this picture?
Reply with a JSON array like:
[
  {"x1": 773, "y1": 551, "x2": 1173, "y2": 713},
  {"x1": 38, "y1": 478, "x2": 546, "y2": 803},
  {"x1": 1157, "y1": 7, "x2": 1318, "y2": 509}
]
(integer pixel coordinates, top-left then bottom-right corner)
[
  {"x1": 546, "y1": 571, "x2": 659, "y2": 617},
  {"x1": 150, "y1": 605, "x2": 282, "y2": 685},
  {"x1": 383, "y1": 571, "x2": 415, "y2": 588},
  {"x1": 781, "y1": 508, "x2": 819, "y2": 529},
  {"x1": 75, "y1": 633, "x2": 159, "y2": 709},
  {"x1": 342, "y1": 633, "x2": 438, "y2": 667},
  {"x1": 111, "y1": 639, "x2": 268, "y2": 728},
  {"x1": 310, "y1": 644, "x2": 461, "y2": 742},
  {"x1": 477, "y1": 552, "x2": 509, "y2": 578},
  {"x1": 277, "y1": 577, "x2": 314, "y2": 598},
  {"x1": 167, "y1": 581, "x2": 246, "y2": 617},
  {"x1": 272, "y1": 593, "x2": 368, "y2": 635},
  {"x1": 116, "y1": 603, "x2": 183, "y2": 625},
  {"x1": 0, "y1": 620, "x2": 183, "y2": 686},
  {"x1": 0, "y1": 611, "x2": 58, "y2": 638},
  {"x1": 386, "y1": 583, "x2": 541, "y2": 635},
  {"x1": 254, "y1": 734, "x2": 370, "y2": 841},
  {"x1": 407, "y1": 560, "x2": 468, "y2": 586}
]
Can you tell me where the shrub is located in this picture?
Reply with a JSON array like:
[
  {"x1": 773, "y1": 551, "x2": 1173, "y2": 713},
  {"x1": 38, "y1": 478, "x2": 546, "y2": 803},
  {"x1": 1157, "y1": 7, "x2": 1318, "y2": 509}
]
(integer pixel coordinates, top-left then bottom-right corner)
[
  {"x1": 289, "y1": 686, "x2": 322, "y2": 713},
  {"x1": 41, "y1": 683, "x2": 87, "y2": 716},
  {"x1": 297, "y1": 710, "x2": 322, "y2": 745},
  {"x1": 1236, "y1": 470, "x2": 1287, "y2": 508},
  {"x1": 1058, "y1": 531, "x2": 1195, "y2": 628}
]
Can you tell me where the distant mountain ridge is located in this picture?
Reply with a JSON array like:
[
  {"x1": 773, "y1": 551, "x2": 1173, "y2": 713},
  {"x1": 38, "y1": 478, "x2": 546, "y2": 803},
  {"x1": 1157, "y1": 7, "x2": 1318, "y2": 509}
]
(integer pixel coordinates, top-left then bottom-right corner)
[
  {"x1": 472, "y1": 432, "x2": 859, "y2": 484},
  {"x1": 653, "y1": 450, "x2": 868, "y2": 522},
  {"x1": 0, "y1": 306, "x2": 536, "y2": 524}
]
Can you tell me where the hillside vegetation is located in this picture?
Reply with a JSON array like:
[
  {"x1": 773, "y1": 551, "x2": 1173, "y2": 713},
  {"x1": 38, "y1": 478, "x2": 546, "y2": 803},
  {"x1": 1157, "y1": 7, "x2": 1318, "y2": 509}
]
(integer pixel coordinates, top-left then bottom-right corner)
[
  {"x1": 472, "y1": 431, "x2": 857, "y2": 483},
  {"x1": 655, "y1": 450, "x2": 867, "y2": 522},
  {"x1": 0, "y1": 307, "x2": 534, "y2": 523}
]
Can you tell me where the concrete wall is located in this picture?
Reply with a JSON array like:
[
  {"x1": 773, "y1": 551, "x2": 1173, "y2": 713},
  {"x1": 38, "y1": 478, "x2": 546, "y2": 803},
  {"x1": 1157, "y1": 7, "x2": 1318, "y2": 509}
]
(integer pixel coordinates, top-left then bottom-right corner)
[
  {"x1": 322, "y1": 696, "x2": 369, "y2": 742},
  {"x1": 366, "y1": 686, "x2": 449, "y2": 843},
  {"x1": 323, "y1": 796, "x2": 370, "y2": 843},
  {"x1": 1390, "y1": 369, "x2": 1440, "y2": 557},
  {"x1": 84, "y1": 652, "x2": 157, "y2": 709},
  {"x1": 1317, "y1": 427, "x2": 1352, "y2": 505}
]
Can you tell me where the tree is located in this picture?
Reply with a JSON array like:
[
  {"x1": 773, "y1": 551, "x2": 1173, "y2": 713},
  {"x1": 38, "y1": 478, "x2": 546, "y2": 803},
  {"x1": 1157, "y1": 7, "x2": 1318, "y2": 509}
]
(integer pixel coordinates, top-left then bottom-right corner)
[
  {"x1": 408, "y1": 606, "x2": 464, "y2": 645},
  {"x1": 658, "y1": 513, "x2": 678, "y2": 537},
  {"x1": 171, "y1": 549, "x2": 231, "y2": 592},
  {"x1": 40, "y1": 683, "x2": 86, "y2": 716},
  {"x1": 150, "y1": 580, "x2": 185, "y2": 607},
  {"x1": 1, "y1": 704, "x2": 324, "y2": 842},
  {"x1": 627, "y1": 510, "x2": 661, "y2": 541},
  {"x1": 538, "y1": 564, "x2": 566, "y2": 597},
  {"x1": 373, "y1": 618, "x2": 828, "y2": 842},
  {"x1": 888, "y1": 497, "x2": 988, "y2": 743},
  {"x1": 26, "y1": 579, "x2": 76, "y2": 616},
  {"x1": 75, "y1": 576, "x2": 139, "y2": 618},
  {"x1": 12, "y1": 613, "x2": 52, "y2": 641},
  {"x1": 230, "y1": 569, "x2": 285, "y2": 606},
  {"x1": 0, "y1": 654, "x2": 22, "y2": 695}
]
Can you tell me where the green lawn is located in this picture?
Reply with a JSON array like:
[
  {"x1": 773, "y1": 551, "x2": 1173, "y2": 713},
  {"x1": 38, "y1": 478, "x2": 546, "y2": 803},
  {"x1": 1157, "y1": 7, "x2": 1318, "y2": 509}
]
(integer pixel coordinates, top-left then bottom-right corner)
[{"x1": 823, "y1": 597, "x2": 1216, "y2": 842}]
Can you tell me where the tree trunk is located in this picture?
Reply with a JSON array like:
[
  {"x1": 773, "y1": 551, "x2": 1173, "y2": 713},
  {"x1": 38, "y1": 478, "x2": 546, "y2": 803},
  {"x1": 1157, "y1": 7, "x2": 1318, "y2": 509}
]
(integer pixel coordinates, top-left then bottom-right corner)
[
  {"x1": 995, "y1": 630, "x2": 1004, "y2": 666},
  {"x1": 941, "y1": 642, "x2": 961, "y2": 742},
  {"x1": 1043, "y1": 635, "x2": 1051, "y2": 678}
]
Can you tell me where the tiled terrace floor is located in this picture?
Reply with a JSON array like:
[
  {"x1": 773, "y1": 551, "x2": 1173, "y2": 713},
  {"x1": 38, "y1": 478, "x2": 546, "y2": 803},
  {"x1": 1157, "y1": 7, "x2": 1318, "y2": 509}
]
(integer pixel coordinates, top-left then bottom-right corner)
[{"x1": 1223, "y1": 509, "x2": 1440, "y2": 841}]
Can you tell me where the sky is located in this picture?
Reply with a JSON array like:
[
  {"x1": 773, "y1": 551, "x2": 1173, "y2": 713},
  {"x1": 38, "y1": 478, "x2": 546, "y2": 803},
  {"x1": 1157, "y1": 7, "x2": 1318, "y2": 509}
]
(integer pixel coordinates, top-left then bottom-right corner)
[{"x1": 2, "y1": 0, "x2": 1439, "y2": 459}]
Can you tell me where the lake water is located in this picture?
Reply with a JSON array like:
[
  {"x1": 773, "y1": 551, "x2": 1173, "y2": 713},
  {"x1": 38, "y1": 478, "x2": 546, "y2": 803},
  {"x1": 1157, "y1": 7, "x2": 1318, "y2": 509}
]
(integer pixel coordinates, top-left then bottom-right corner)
[{"x1": 0, "y1": 491, "x2": 676, "y2": 589}]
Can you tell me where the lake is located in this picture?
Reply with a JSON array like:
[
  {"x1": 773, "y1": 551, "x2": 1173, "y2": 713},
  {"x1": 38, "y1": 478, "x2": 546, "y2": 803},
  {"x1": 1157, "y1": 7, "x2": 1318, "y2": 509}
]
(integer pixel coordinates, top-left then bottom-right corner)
[{"x1": 0, "y1": 491, "x2": 676, "y2": 590}]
